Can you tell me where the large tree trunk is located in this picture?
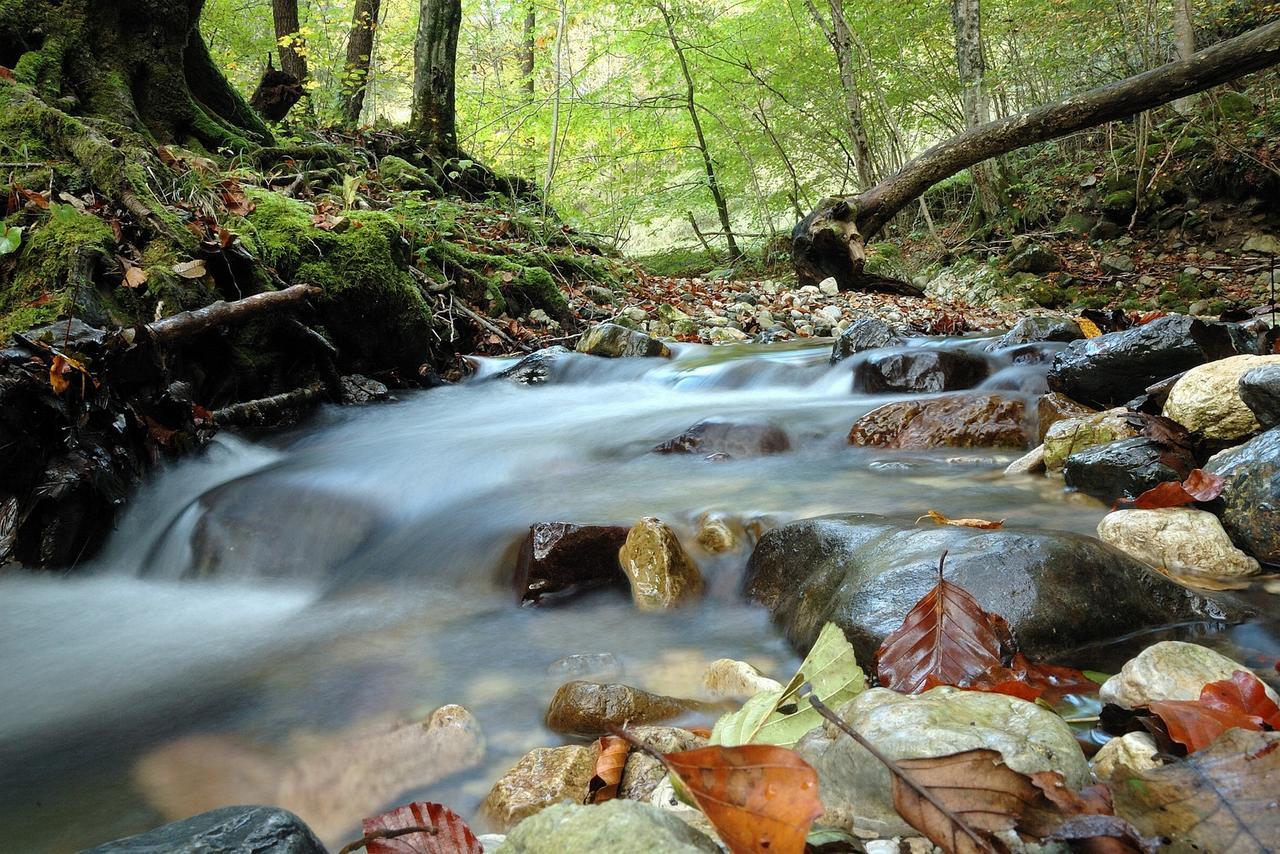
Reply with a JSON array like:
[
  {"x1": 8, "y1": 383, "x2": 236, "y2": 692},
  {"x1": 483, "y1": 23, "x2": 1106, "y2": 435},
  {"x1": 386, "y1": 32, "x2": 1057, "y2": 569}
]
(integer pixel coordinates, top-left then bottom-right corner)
[
  {"x1": 656, "y1": 2, "x2": 742, "y2": 262},
  {"x1": 950, "y1": 0, "x2": 1001, "y2": 218},
  {"x1": 0, "y1": 0, "x2": 272, "y2": 149},
  {"x1": 792, "y1": 18, "x2": 1280, "y2": 292},
  {"x1": 411, "y1": 0, "x2": 463, "y2": 154},
  {"x1": 341, "y1": 0, "x2": 382, "y2": 126},
  {"x1": 271, "y1": 0, "x2": 309, "y2": 84}
]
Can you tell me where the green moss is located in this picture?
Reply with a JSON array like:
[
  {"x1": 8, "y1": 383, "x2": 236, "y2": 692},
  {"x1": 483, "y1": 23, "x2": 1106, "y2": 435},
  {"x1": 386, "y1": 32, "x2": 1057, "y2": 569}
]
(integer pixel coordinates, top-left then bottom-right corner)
[{"x1": 1, "y1": 204, "x2": 114, "y2": 337}]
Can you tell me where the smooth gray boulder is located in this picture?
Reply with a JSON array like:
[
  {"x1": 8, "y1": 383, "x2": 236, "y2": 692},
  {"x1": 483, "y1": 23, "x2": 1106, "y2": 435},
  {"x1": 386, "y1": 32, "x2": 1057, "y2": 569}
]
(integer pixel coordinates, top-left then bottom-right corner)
[
  {"x1": 744, "y1": 513, "x2": 1240, "y2": 661},
  {"x1": 830, "y1": 316, "x2": 906, "y2": 364},
  {"x1": 83, "y1": 806, "x2": 325, "y2": 854},
  {"x1": 1240, "y1": 363, "x2": 1280, "y2": 429},
  {"x1": 1206, "y1": 427, "x2": 1280, "y2": 565}
]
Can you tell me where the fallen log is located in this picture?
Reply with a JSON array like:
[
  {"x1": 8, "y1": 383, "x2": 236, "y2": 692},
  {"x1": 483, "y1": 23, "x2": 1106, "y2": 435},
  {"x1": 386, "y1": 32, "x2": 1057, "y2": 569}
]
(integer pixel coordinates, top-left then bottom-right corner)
[
  {"x1": 145, "y1": 285, "x2": 321, "y2": 345},
  {"x1": 793, "y1": 19, "x2": 1280, "y2": 290},
  {"x1": 211, "y1": 381, "x2": 327, "y2": 428}
]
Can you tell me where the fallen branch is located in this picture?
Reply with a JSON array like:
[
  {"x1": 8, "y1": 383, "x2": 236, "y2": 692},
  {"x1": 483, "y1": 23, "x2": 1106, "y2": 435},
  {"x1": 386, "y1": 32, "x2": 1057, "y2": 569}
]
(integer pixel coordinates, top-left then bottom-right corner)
[
  {"x1": 450, "y1": 295, "x2": 535, "y2": 353},
  {"x1": 211, "y1": 381, "x2": 327, "y2": 428},
  {"x1": 145, "y1": 285, "x2": 321, "y2": 345}
]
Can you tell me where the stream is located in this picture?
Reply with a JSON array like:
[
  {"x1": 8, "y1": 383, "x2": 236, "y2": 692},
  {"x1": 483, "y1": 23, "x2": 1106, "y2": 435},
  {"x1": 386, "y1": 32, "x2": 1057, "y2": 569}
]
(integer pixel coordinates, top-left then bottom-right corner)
[{"x1": 2, "y1": 336, "x2": 1275, "y2": 852}]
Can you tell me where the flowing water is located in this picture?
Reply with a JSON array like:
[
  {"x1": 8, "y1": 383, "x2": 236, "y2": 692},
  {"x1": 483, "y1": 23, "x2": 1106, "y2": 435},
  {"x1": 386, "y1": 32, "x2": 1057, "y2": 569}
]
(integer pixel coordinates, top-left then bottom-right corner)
[{"x1": 1, "y1": 337, "x2": 1275, "y2": 851}]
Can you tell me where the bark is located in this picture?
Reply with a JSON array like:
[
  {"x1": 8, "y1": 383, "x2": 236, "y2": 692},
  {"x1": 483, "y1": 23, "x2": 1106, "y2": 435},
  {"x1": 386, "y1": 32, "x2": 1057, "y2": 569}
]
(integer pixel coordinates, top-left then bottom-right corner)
[
  {"x1": 521, "y1": 1, "x2": 537, "y2": 101},
  {"x1": 411, "y1": 0, "x2": 463, "y2": 153},
  {"x1": 805, "y1": 0, "x2": 875, "y2": 190},
  {"x1": 145, "y1": 285, "x2": 321, "y2": 346},
  {"x1": 950, "y1": 0, "x2": 1001, "y2": 217},
  {"x1": 342, "y1": 0, "x2": 382, "y2": 126},
  {"x1": 792, "y1": 18, "x2": 1280, "y2": 290},
  {"x1": 656, "y1": 2, "x2": 741, "y2": 262},
  {"x1": 544, "y1": 0, "x2": 567, "y2": 197},
  {"x1": 1174, "y1": 0, "x2": 1198, "y2": 112},
  {"x1": 272, "y1": 0, "x2": 309, "y2": 84}
]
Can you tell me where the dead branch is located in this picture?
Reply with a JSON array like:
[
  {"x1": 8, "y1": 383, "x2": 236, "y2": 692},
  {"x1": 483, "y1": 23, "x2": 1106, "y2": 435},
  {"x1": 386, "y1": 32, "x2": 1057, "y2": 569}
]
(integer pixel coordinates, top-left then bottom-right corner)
[
  {"x1": 451, "y1": 295, "x2": 534, "y2": 353},
  {"x1": 211, "y1": 381, "x2": 327, "y2": 428},
  {"x1": 145, "y1": 284, "x2": 321, "y2": 345}
]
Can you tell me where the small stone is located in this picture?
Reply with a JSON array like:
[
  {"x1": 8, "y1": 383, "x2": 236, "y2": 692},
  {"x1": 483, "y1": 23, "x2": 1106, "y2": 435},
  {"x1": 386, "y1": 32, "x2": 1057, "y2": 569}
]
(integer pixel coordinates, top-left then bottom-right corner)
[
  {"x1": 1099, "y1": 641, "x2": 1279, "y2": 710},
  {"x1": 1092, "y1": 732, "x2": 1162, "y2": 780},
  {"x1": 653, "y1": 420, "x2": 790, "y2": 458},
  {"x1": 709, "y1": 326, "x2": 749, "y2": 343},
  {"x1": 545, "y1": 681, "x2": 696, "y2": 738},
  {"x1": 702, "y1": 659, "x2": 783, "y2": 699},
  {"x1": 576, "y1": 323, "x2": 670, "y2": 358},
  {"x1": 494, "y1": 801, "x2": 718, "y2": 854},
  {"x1": 1097, "y1": 508, "x2": 1260, "y2": 577},
  {"x1": 619, "y1": 726, "x2": 708, "y2": 803},
  {"x1": 818, "y1": 277, "x2": 840, "y2": 296},
  {"x1": 1101, "y1": 254, "x2": 1136, "y2": 274},
  {"x1": 694, "y1": 514, "x2": 738, "y2": 553},
  {"x1": 618, "y1": 518, "x2": 704, "y2": 610},
  {"x1": 482, "y1": 745, "x2": 596, "y2": 831},
  {"x1": 1243, "y1": 233, "x2": 1280, "y2": 255},
  {"x1": 514, "y1": 523, "x2": 629, "y2": 605},
  {"x1": 1004, "y1": 444, "x2": 1046, "y2": 475}
]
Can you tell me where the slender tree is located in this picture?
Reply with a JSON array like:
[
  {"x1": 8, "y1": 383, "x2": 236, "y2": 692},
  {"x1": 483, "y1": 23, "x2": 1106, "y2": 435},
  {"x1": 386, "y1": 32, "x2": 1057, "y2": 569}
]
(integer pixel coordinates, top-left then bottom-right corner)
[
  {"x1": 341, "y1": 0, "x2": 382, "y2": 126},
  {"x1": 271, "y1": 0, "x2": 309, "y2": 84},
  {"x1": 655, "y1": 1, "x2": 741, "y2": 262},
  {"x1": 804, "y1": 0, "x2": 876, "y2": 191},
  {"x1": 1173, "y1": 0, "x2": 1197, "y2": 112},
  {"x1": 950, "y1": 0, "x2": 1001, "y2": 217},
  {"x1": 412, "y1": 0, "x2": 463, "y2": 153},
  {"x1": 521, "y1": 1, "x2": 537, "y2": 102}
]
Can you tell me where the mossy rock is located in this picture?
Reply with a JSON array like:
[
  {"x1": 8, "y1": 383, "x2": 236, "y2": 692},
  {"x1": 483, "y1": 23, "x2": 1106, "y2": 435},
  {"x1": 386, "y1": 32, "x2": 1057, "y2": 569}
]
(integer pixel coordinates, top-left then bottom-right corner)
[
  {"x1": 1057, "y1": 212, "x2": 1097, "y2": 235},
  {"x1": 378, "y1": 155, "x2": 442, "y2": 194},
  {"x1": 1101, "y1": 190, "x2": 1136, "y2": 217}
]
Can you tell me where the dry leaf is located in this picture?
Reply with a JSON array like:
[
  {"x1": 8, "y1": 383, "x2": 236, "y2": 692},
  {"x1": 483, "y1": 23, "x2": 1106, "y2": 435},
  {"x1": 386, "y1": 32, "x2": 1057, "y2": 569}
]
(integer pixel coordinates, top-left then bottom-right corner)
[
  {"x1": 662, "y1": 744, "x2": 822, "y2": 854},
  {"x1": 173, "y1": 259, "x2": 207, "y2": 279},
  {"x1": 916, "y1": 510, "x2": 1004, "y2": 530},
  {"x1": 875, "y1": 552, "x2": 1015, "y2": 694},
  {"x1": 892, "y1": 750, "x2": 1029, "y2": 851},
  {"x1": 348, "y1": 801, "x2": 482, "y2": 854},
  {"x1": 49, "y1": 353, "x2": 91, "y2": 396},
  {"x1": 123, "y1": 265, "x2": 149, "y2": 289},
  {"x1": 1077, "y1": 317, "x2": 1103, "y2": 338},
  {"x1": 1120, "y1": 469, "x2": 1227, "y2": 510},
  {"x1": 587, "y1": 736, "x2": 630, "y2": 804},
  {"x1": 1148, "y1": 670, "x2": 1280, "y2": 753}
]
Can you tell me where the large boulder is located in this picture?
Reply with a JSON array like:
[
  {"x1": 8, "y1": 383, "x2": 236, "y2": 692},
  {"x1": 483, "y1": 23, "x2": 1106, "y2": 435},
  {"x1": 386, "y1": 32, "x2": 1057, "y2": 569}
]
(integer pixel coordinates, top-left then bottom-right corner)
[
  {"x1": 743, "y1": 514, "x2": 1235, "y2": 662},
  {"x1": 83, "y1": 807, "x2": 325, "y2": 854},
  {"x1": 576, "y1": 323, "x2": 670, "y2": 358},
  {"x1": 986, "y1": 315, "x2": 1083, "y2": 352},
  {"x1": 1097, "y1": 508, "x2": 1260, "y2": 577},
  {"x1": 1099, "y1": 641, "x2": 1279, "y2": 710},
  {"x1": 495, "y1": 346, "x2": 572, "y2": 385},
  {"x1": 1047, "y1": 315, "x2": 1258, "y2": 407},
  {"x1": 494, "y1": 801, "x2": 718, "y2": 854},
  {"x1": 830, "y1": 316, "x2": 907, "y2": 364},
  {"x1": 852, "y1": 349, "x2": 989, "y2": 394},
  {"x1": 1036, "y1": 392, "x2": 1096, "y2": 442},
  {"x1": 652, "y1": 419, "x2": 790, "y2": 458},
  {"x1": 1205, "y1": 427, "x2": 1280, "y2": 564},
  {"x1": 846, "y1": 394, "x2": 1030, "y2": 450},
  {"x1": 1005, "y1": 243, "x2": 1062, "y2": 275},
  {"x1": 514, "y1": 522, "x2": 629, "y2": 605},
  {"x1": 1163, "y1": 355, "x2": 1280, "y2": 440},
  {"x1": 483, "y1": 745, "x2": 597, "y2": 831},
  {"x1": 618, "y1": 518, "x2": 704, "y2": 610},
  {"x1": 1239, "y1": 363, "x2": 1280, "y2": 429},
  {"x1": 795, "y1": 687, "x2": 1088, "y2": 838},
  {"x1": 1042, "y1": 408, "x2": 1138, "y2": 471},
  {"x1": 1062, "y1": 437, "x2": 1196, "y2": 503}
]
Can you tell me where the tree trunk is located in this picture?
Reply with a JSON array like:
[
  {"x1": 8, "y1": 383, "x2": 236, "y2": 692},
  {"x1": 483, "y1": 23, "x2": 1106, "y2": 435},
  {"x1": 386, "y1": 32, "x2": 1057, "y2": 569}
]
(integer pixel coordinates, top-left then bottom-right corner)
[
  {"x1": 792, "y1": 18, "x2": 1280, "y2": 291},
  {"x1": 544, "y1": 0, "x2": 567, "y2": 198},
  {"x1": 521, "y1": 1, "x2": 537, "y2": 101},
  {"x1": 656, "y1": 2, "x2": 741, "y2": 262},
  {"x1": 271, "y1": 0, "x2": 309, "y2": 85},
  {"x1": 411, "y1": 0, "x2": 463, "y2": 154},
  {"x1": 805, "y1": 0, "x2": 876, "y2": 190},
  {"x1": 341, "y1": 0, "x2": 382, "y2": 126},
  {"x1": 0, "y1": 0, "x2": 272, "y2": 149},
  {"x1": 1173, "y1": 0, "x2": 1198, "y2": 112},
  {"x1": 950, "y1": 0, "x2": 1001, "y2": 218}
]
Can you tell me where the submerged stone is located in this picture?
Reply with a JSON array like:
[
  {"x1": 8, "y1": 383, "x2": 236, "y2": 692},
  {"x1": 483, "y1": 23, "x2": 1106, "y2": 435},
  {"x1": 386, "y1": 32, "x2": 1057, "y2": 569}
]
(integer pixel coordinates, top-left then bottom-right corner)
[
  {"x1": 514, "y1": 522, "x2": 629, "y2": 605},
  {"x1": 847, "y1": 393, "x2": 1029, "y2": 450},
  {"x1": 852, "y1": 349, "x2": 989, "y2": 394}
]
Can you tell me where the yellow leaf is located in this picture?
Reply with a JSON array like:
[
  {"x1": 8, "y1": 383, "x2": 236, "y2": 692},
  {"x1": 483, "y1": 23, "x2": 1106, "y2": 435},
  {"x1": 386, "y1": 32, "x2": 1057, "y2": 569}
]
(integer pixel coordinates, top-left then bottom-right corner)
[
  {"x1": 1077, "y1": 317, "x2": 1102, "y2": 338},
  {"x1": 916, "y1": 510, "x2": 1005, "y2": 530},
  {"x1": 49, "y1": 353, "x2": 90, "y2": 395}
]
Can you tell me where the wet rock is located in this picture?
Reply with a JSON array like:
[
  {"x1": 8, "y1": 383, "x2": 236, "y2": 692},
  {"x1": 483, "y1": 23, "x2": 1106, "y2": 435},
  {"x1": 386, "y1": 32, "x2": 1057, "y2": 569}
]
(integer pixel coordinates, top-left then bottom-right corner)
[
  {"x1": 1047, "y1": 315, "x2": 1259, "y2": 407},
  {"x1": 652, "y1": 419, "x2": 790, "y2": 458},
  {"x1": 1099, "y1": 641, "x2": 1279, "y2": 709},
  {"x1": 1062, "y1": 437, "x2": 1195, "y2": 503},
  {"x1": 702, "y1": 659, "x2": 783, "y2": 699},
  {"x1": 1205, "y1": 427, "x2": 1280, "y2": 564},
  {"x1": 1003, "y1": 444, "x2": 1046, "y2": 475},
  {"x1": 618, "y1": 518, "x2": 704, "y2": 610},
  {"x1": 1042, "y1": 408, "x2": 1138, "y2": 471},
  {"x1": 694, "y1": 513, "x2": 738, "y2": 553},
  {"x1": 482, "y1": 745, "x2": 597, "y2": 831},
  {"x1": 852, "y1": 350, "x2": 989, "y2": 394},
  {"x1": 1036, "y1": 392, "x2": 1097, "y2": 442},
  {"x1": 1097, "y1": 508, "x2": 1260, "y2": 577},
  {"x1": 1240, "y1": 364, "x2": 1280, "y2": 428},
  {"x1": 1163, "y1": 355, "x2": 1280, "y2": 440},
  {"x1": 576, "y1": 323, "x2": 670, "y2": 358},
  {"x1": 514, "y1": 522, "x2": 629, "y2": 605},
  {"x1": 830, "y1": 316, "x2": 906, "y2": 364},
  {"x1": 986, "y1": 315, "x2": 1082, "y2": 351},
  {"x1": 338, "y1": 374, "x2": 390, "y2": 404},
  {"x1": 744, "y1": 514, "x2": 1235, "y2": 662},
  {"x1": 1092, "y1": 732, "x2": 1162, "y2": 780},
  {"x1": 618, "y1": 726, "x2": 707, "y2": 802},
  {"x1": 709, "y1": 326, "x2": 749, "y2": 344},
  {"x1": 494, "y1": 801, "x2": 718, "y2": 854},
  {"x1": 496, "y1": 346, "x2": 571, "y2": 385},
  {"x1": 847, "y1": 394, "x2": 1030, "y2": 450},
  {"x1": 1005, "y1": 243, "x2": 1062, "y2": 274},
  {"x1": 795, "y1": 687, "x2": 1088, "y2": 838},
  {"x1": 83, "y1": 806, "x2": 325, "y2": 854},
  {"x1": 545, "y1": 681, "x2": 696, "y2": 738}
]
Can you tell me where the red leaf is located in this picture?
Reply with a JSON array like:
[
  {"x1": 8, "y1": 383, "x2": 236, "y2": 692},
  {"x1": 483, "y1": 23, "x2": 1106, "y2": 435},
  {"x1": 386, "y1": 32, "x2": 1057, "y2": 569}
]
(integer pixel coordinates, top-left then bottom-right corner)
[
  {"x1": 1121, "y1": 469, "x2": 1226, "y2": 510},
  {"x1": 1148, "y1": 671, "x2": 1279, "y2": 753},
  {"x1": 876, "y1": 552, "x2": 1015, "y2": 693},
  {"x1": 0, "y1": 66, "x2": 15, "y2": 81},
  {"x1": 356, "y1": 802, "x2": 482, "y2": 854},
  {"x1": 1201, "y1": 670, "x2": 1280, "y2": 728}
]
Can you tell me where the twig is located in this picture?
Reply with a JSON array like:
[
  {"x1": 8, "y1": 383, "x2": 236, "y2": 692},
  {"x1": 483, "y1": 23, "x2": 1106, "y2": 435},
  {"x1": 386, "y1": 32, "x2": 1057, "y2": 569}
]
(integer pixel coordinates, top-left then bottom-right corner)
[
  {"x1": 145, "y1": 285, "x2": 320, "y2": 345},
  {"x1": 211, "y1": 381, "x2": 327, "y2": 427},
  {"x1": 335, "y1": 824, "x2": 437, "y2": 854},
  {"x1": 806, "y1": 692, "x2": 997, "y2": 854},
  {"x1": 450, "y1": 295, "x2": 534, "y2": 353}
]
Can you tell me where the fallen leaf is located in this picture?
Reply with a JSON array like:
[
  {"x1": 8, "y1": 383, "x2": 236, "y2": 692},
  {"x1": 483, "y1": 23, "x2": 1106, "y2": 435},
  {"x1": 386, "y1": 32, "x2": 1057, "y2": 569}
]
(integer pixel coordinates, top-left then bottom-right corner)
[
  {"x1": 916, "y1": 510, "x2": 1004, "y2": 530},
  {"x1": 1113, "y1": 729, "x2": 1280, "y2": 851},
  {"x1": 173, "y1": 259, "x2": 207, "y2": 279},
  {"x1": 0, "y1": 66, "x2": 14, "y2": 81},
  {"x1": 16, "y1": 186, "x2": 49, "y2": 209},
  {"x1": 122, "y1": 264, "x2": 149, "y2": 289},
  {"x1": 1120, "y1": 469, "x2": 1227, "y2": 510},
  {"x1": 348, "y1": 801, "x2": 482, "y2": 854},
  {"x1": 875, "y1": 552, "x2": 1015, "y2": 694},
  {"x1": 1077, "y1": 317, "x2": 1103, "y2": 338},
  {"x1": 49, "y1": 353, "x2": 92, "y2": 396},
  {"x1": 587, "y1": 736, "x2": 630, "y2": 804},
  {"x1": 1149, "y1": 670, "x2": 1280, "y2": 752},
  {"x1": 661, "y1": 744, "x2": 822, "y2": 854},
  {"x1": 963, "y1": 653, "x2": 1098, "y2": 706}
]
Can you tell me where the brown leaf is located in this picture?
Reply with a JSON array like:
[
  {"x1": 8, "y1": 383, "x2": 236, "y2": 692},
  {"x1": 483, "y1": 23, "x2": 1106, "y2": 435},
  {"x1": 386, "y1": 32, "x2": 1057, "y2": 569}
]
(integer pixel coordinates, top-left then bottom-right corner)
[
  {"x1": 963, "y1": 654, "x2": 1099, "y2": 706},
  {"x1": 17, "y1": 186, "x2": 50, "y2": 209},
  {"x1": 49, "y1": 353, "x2": 92, "y2": 395},
  {"x1": 875, "y1": 552, "x2": 1015, "y2": 693},
  {"x1": 587, "y1": 735, "x2": 630, "y2": 804},
  {"x1": 122, "y1": 263, "x2": 149, "y2": 289},
  {"x1": 917, "y1": 510, "x2": 1004, "y2": 530},
  {"x1": 0, "y1": 66, "x2": 14, "y2": 81},
  {"x1": 892, "y1": 750, "x2": 1030, "y2": 850},
  {"x1": 348, "y1": 801, "x2": 482, "y2": 854},
  {"x1": 1113, "y1": 729, "x2": 1280, "y2": 851},
  {"x1": 1149, "y1": 670, "x2": 1280, "y2": 753},
  {"x1": 661, "y1": 744, "x2": 822, "y2": 854},
  {"x1": 173, "y1": 259, "x2": 207, "y2": 279},
  {"x1": 1121, "y1": 469, "x2": 1227, "y2": 510}
]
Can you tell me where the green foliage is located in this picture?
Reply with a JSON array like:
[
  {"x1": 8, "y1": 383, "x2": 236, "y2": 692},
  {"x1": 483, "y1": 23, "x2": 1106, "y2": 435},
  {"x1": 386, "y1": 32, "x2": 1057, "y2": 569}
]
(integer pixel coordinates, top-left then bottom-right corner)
[{"x1": 0, "y1": 224, "x2": 21, "y2": 256}]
